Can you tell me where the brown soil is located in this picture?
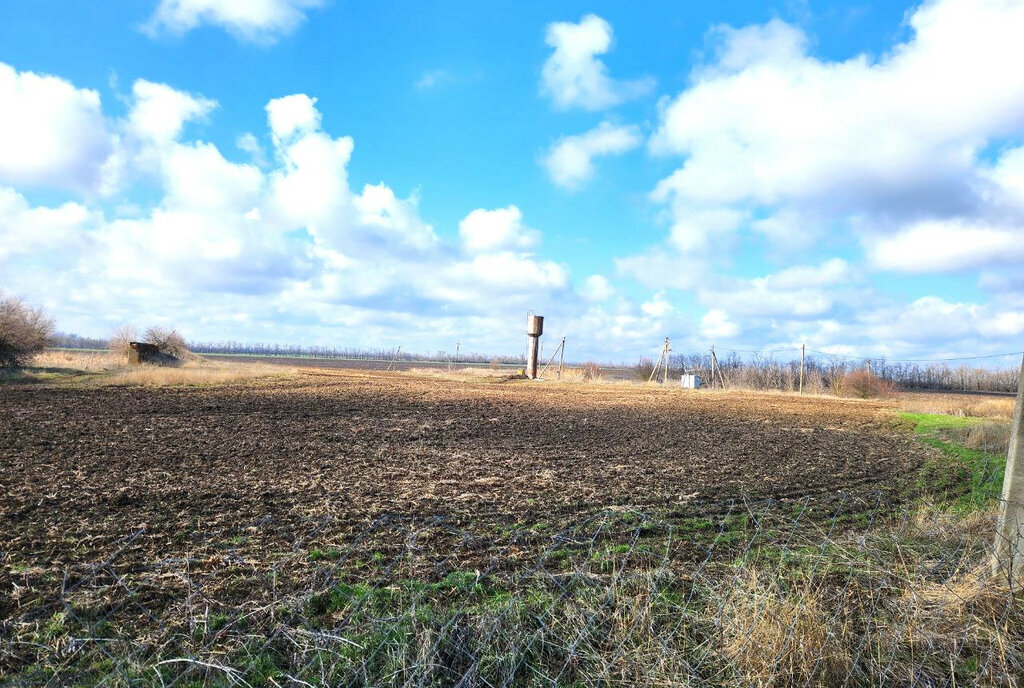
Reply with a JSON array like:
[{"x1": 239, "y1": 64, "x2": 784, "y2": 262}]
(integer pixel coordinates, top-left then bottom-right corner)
[
  {"x1": 0, "y1": 370, "x2": 930, "y2": 648},
  {"x1": 3, "y1": 370, "x2": 923, "y2": 547}
]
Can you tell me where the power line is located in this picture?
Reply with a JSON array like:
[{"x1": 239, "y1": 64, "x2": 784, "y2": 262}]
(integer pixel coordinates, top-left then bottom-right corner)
[
  {"x1": 560, "y1": 344, "x2": 1024, "y2": 366},
  {"x1": 699, "y1": 345, "x2": 1024, "y2": 364},
  {"x1": 804, "y1": 349, "x2": 1024, "y2": 364},
  {"x1": 718, "y1": 347, "x2": 802, "y2": 355}
]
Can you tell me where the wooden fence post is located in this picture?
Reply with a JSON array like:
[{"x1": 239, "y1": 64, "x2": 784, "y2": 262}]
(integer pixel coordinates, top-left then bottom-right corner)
[{"x1": 994, "y1": 354, "x2": 1024, "y2": 578}]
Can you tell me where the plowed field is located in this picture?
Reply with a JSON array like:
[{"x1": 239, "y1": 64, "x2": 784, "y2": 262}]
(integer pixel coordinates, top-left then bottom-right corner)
[
  {"x1": 3, "y1": 369, "x2": 926, "y2": 566},
  {"x1": 0, "y1": 368, "x2": 946, "y2": 682}
]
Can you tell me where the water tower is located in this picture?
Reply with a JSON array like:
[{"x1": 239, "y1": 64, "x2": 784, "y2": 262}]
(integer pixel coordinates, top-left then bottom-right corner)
[{"x1": 526, "y1": 313, "x2": 544, "y2": 379}]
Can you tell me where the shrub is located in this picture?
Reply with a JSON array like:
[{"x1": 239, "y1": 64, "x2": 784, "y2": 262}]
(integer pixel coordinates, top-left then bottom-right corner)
[
  {"x1": 0, "y1": 294, "x2": 55, "y2": 369},
  {"x1": 581, "y1": 361, "x2": 603, "y2": 382},
  {"x1": 632, "y1": 357, "x2": 656, "y2": 382},
  {"x1": 837, "y1": 370, "x2": 896, "y2": 399},
  {"x1": 144, "y1": 326, "x2": 189, "y2": 359}
]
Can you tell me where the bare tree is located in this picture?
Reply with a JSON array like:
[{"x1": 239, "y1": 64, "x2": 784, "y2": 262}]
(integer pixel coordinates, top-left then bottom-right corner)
[
  {"x1": 144, "y1": 326, "x2": 189, "y2": 360},
  {"x1": 108, "y1": 323, "x2": 138, "y2": 358},
  {"x1": 0, "y1": 293, "x2": 55, "y2": 369}
]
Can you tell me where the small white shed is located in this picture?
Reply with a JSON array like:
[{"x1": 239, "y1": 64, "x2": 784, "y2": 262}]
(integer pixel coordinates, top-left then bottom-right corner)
[{"x1": 680, "y1": 374, "x2": 702, "y2": 389}]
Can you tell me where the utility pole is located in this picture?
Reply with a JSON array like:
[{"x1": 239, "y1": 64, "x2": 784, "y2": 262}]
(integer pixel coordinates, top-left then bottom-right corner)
[
  {"x1": 648, "y1": 338, "x2": 669, "y2": 384},
  {"x1": 711, "y1": 344, "x2": 716, "y2": 389},
  {"x1": 386, "y1": 345, "x2": 402, "y2": 371},
  {"x1": 711, "y1": 345, "x2": 724, "y2": 389},
  {"x1": 557, "y1": 337, "x2": 565, "y2": 380},
  {"x1": 537, "y1": 337, "x2": 565, "y2": 380},
  {"x1": 994, "y1": 354, "x2": 1024, "y2": 578},
  {"x1": 800, "y1": 344, "x2": 805, "y2": 395},
  {"x1": 663, "y1": 338, "x2": 671, "y2": 385}
]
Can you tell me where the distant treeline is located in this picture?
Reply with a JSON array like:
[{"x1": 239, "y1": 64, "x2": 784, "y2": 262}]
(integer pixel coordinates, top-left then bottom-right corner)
[
  {"x1": 656, "y1": 352, "x2": 1020, "y2": 394},
  {"x1": 188, "y1": 341, "x2": 528, "y2": 365},
  {"x1": 51, "y1": 332, "x2": 108, "y2": 350},
  {"x1": 50, "y1": 331, "x2": 1018, "y2": 393}
]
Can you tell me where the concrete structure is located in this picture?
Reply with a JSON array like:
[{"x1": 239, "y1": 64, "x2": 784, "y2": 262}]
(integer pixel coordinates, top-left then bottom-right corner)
[
  {"x1": 526, "y1": 314, "x2": 544, "y2": 379},
  {"x1": 994, "y1": 355, "x2": 1024, "y2": 578},
  {"x1": 128, "y1": 341, "x2": 160, "y2": 365}
]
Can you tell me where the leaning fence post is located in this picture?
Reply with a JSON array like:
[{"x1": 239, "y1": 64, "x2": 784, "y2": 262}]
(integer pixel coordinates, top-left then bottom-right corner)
[{"x1": 993, "y1": 354, "x2": 1024, "y2": 578}]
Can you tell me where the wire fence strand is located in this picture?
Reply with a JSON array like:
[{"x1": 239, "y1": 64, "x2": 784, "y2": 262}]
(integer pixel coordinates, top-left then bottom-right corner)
[{"x1": 3, "y1": 492, "x2": 1023, "y2": 687}]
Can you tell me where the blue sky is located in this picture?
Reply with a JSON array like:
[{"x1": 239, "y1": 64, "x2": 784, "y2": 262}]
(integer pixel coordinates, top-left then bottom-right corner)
[{"x1": 1, "y1": 0, "x2": 1023, "y2": 362}]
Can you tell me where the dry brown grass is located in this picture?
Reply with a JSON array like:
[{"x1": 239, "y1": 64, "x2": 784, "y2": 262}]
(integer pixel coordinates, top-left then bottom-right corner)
[
  {"x1": 29, "y1": 349, "x2": 295, "y2": 387},
  {"x1": 967, "y1": 398, "x2": 1017, "y2": 419},
  {"x1": 951, "y1": 421, "x2": 1013, "y2": 453},
  {"x1": 884, "y1": 563, "x2": 1023, "y2": 685},
  {"x1": 715, "y1": 504, "x2": 1024, "y2": 687},
  {"x1": 32, "y1": 349, "x2": 120, "y2": 372},
  {"x1": 552, "y1": 366, "x2": 620, "y2": 383},
  {"x1": 898, "y1": 393, "x2": 1016, "y2": 418},
  {"x1": 720, "y1": 569, "x2": 852, "y2": 687},
  {"x1": 405, "y1": 366, "x2": 516, "y2": 381},
  {"x1": 102, "y1": 359, "x2": 293, "y2": 387}
]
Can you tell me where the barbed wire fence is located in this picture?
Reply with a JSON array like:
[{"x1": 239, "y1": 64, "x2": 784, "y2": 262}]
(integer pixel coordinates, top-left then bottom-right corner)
[{"x1": 3, "y1": 481, "x2": 1023, "y2": 686}]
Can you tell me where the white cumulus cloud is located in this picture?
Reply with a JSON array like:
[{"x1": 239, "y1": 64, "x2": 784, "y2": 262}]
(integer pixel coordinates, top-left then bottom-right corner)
[
  {"x1": 636, "y1": 0, "x2": 1024, "y2": 281},
  {"x1": 127, "y1": 79, "x2": 217, "y2": 145},
  {"x1": 581, "y1": 275, "x2": 615, "y2": 301},
  {"x1": 865, "y1": 219, "x2": 1024, "y2": 273},
  {"x1": 0, "y1": 63, "x2": 113, "y2": 193},
  {"x1": 145, "y1": 0, "x2": 325, "y2": 43},
  {"x1": 540, "y1": 14, "x2": 654, "y2": 111},
  {"x1": 542, "y1": 121, "x2": 641, "y2": 190},
  {"x1": 266, "y1": 94, "x2": 322, "y2": 144},
  {"x1": 458, "y1": 205, "x2": 540, "y2": 254},
  {"x1": 701, "y1": 309, "x2": 739, "y2": 340},
  {"x1": 0, "y1": 73, "x2": 601, "y2": 352},
  {"x1": 650, "y1": 1, "x2": 1024, "y2": 209}
]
